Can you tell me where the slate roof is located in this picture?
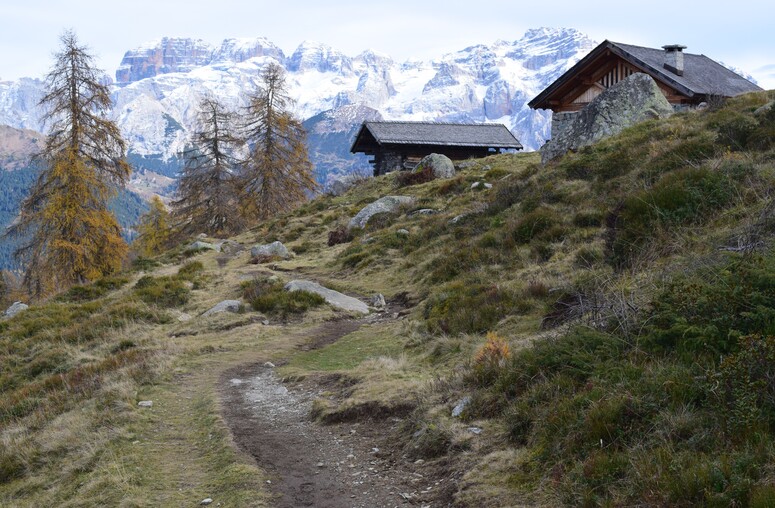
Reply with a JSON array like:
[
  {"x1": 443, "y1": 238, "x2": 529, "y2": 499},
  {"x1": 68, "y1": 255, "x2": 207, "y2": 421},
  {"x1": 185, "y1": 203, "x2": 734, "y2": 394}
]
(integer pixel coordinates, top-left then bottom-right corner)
[
  {"x1": 351, "y1": 121, "x2": 523, "y2": 152},
  {"x1": 529, "y1": 40, "x2": 762, "y2": 109}
]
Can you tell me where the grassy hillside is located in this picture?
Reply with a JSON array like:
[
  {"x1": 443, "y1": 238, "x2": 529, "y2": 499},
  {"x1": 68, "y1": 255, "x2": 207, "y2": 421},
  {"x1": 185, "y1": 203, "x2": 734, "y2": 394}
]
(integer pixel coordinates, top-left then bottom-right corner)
[{"x1": 1, "y1": 90, "x2": 775, "y2": 506}]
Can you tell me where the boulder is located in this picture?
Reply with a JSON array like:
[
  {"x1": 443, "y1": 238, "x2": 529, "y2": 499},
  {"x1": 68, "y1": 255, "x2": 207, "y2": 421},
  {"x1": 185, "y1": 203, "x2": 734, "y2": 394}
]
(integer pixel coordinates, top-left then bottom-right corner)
[
  {"x1": 370, "y1": 294, "x2": 386, "y2": 309},
  {"x1": 541, "y1": 73, "x2": 674, "y2": 163},
  {"x1": 251, "y1": 241, "x2": 290, "y2": 260},
  {"x1": 327, "y1": 173, "x2": 367, "y2": 196},
  {"x1": 217, "y1": 239, "x2": 243, "y2": 255},
  {"x1": 754, "y1": 100, "x2": 774, "y2": 116},
  {"x1": 413, "y1": 153, "x2": 455, "y2": 179},
  {"x1": 4, "y1": 301, "x2": 28, "y2": 319},
  {"x1": 284, "y1": 280, "x2": 369, "y2": 315},
  {"x1": 202, "y1": 300, "x2": 242, "y2": 317},
  {"x1": 187, "y1": 241, "x2": 218, "y2": 252},
  {"x1": 348, "y1": 196, "x2": 415, "y2": 230}
]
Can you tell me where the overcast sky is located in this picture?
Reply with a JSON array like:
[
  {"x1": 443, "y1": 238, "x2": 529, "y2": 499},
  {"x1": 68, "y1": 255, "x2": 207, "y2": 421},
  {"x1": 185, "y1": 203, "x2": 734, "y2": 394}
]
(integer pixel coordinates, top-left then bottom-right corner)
[{"x1": 1, "y1": 0, "x2": 774, "y2": 88}]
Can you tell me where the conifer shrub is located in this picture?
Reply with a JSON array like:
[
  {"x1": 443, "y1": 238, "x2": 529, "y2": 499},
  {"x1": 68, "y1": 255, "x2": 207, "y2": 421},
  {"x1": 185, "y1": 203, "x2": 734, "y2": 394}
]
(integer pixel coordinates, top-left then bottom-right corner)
[
  {"x1": 434, "y1": 175, "x2": 467, "y2": 196},
  {"x1": 508, "y1": 208, "x2": 562, "y2": 244},
  {"x1": 57, "y1": 275, "x2": 129, "y2": 302},
  {"x1": 645, "y1": 255, "x2": 775, "y2": 360},
  {"x1": 177, "y1": 260, "x2": 203, "y2": 276},
  {"x1": 424, "y1": 281, "x2": 520, "y2": 335},
  {"x1": 572, "y1": 210, "x2": 604, "y2": 228},
  {"x1": 718, "y1": 334, "x2": 775, "y2": 434},
  {"x1": 242, "y1": 277, "x2": 325, "y2": 318},
  {"x1": 133, "y1": 276, "x2": 190, "y2": 308},
  {"x1": 394, "y1": 165, "x2": 434, "y2": 187},
  {"x1": 131, "y1": 256, "x2": 161, "y2": 272},
  {"x1": 607, "y1": 167, "x2": 735, "y2": 268}
]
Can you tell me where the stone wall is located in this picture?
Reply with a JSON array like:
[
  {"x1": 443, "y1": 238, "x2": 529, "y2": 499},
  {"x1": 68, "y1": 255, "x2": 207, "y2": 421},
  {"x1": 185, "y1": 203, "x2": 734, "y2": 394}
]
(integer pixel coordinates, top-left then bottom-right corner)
[{"x1": 550, "y1": 111, "x2": 579, "y2": 140}]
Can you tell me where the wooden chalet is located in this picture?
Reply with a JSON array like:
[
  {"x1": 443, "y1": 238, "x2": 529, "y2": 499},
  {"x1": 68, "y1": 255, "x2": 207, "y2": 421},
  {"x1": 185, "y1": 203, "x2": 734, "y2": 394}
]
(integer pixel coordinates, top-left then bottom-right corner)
[
  {"x1": 350, "y1": 121, "x2": 523, "y2": 176},
  {"x1": 529, "y1": 40, "x2": 762, "y2": 137}
]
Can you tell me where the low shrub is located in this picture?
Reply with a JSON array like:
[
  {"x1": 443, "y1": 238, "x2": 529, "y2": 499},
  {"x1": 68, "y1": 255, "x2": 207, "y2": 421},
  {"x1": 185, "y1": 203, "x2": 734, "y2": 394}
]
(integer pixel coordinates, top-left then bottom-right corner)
[
  {"x1": 242, "y1": 277, "x2": 325, "y2": 318},
  {"x1": 177, "y1": 260, "x2": 204, "y2": 279},
  {"x1": 131, "y1": 257, "x2": 161, "y2": 272},
  {"x1": 133, "y1": 276, "x2": 190, "y2": 308},
  {"x1": 645, "y1": 254, "x2": 775, "y2": 360},
  {"x1": 424, "y1": 281, "x2": 520, "y2": 335},
  {"x1": 718, "y1": 334, "x2": 775, "y2": 434},
  {"x1": 607, "y1": 167, "x2": 736, "y2": 268},
  {"x1": 250, "y1": 290, "x2": 325, "y2": 318},
  {"x1": 470, "y1": 332, "x2": 511, "y2": 386},
  {"x1": 395, "y1": 165, "x2": 434, "y2": 187},
  {"x1": 572, "y1": 210, "x2": 604, "y2": 228},
  {"x1": 328, "y1": 226, "x2": 353, "y2": 246},
  {"x1": 508, "y1": 208, "x2": 561, "y2": 244}
]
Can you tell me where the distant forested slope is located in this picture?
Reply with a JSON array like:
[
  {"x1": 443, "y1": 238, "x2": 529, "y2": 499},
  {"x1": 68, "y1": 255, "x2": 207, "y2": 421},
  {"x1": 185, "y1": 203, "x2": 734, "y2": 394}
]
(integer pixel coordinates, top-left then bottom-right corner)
[{"x1": 0, "y1": 163, "x2": 148, "y2": 272}]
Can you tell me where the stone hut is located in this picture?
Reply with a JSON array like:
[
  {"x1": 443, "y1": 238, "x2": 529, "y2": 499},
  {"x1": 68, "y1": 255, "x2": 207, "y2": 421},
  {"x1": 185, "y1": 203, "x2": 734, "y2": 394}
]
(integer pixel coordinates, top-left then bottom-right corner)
[
  {"x1": 350, "y1": 121, "x2": 522, "y2": 176},
  {"x1": 529, "y1": 40, "x2": 762, "y2": 140}
]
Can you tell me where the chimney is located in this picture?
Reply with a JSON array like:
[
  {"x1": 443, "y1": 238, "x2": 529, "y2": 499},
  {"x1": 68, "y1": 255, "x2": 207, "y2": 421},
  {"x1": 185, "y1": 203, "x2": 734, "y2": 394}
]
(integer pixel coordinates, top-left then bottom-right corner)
[{"x1": 662, "y1": 44, "x2": 687, "y2": 76}]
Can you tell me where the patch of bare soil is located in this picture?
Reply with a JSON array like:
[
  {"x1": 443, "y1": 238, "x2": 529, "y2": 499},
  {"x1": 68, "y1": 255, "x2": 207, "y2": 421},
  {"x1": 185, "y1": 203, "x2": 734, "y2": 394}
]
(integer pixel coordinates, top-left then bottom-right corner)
[{"x1": 219, "y1": 320, "x2": 455, "y2": 508}]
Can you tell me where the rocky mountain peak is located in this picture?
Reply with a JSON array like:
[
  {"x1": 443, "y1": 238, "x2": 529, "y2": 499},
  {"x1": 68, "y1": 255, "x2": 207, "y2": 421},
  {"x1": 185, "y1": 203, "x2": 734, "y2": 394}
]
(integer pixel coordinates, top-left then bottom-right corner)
[
  {"x1": 287, "y1": 41, "x2": 353, "y2": 74},
  {"x1": 116, "y1": 37, "x2": 213, "y2": 84},
  {"x1": 212, "y1": 37, "x2": 285, "y2": 65}
]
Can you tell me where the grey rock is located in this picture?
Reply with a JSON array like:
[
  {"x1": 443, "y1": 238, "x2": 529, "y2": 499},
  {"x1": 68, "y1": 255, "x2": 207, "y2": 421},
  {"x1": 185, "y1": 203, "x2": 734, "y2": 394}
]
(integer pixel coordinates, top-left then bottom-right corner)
[
  {"x1": 187, "y1": 240, "x2": 218, "y2": 252},
  {"x1": 371, "y1": 294, "x2": 386, "y2": 309},
  {"x1": 197, "y1": 233, "x2": 208, "y2": 239},
  {"x1": 263, "y1": 361, "x2": 276, "y2": 368},
  {"x1": 396, "y1": 228, "x2": 410, "y2": 236},
  {"x1": 138, "y1": 400, "x2": 153, "y2": 408},
  {"x1": 456, "y1": 160, "x2": 477, "y2": 170},
  {"x1": 450, "y1": 214, "x2": 467, "y2": 224},
  {"x1": 408, "y1": 208, "x2": 438, "y2": 217},
  {"x1": 177, "y1": 313, "x2": 193, "y2": 322},
  {"x1": 202, "y1": 300, "x2": 242, "y2": 317},
  {"x1": 413, "y1": 153, "x2": 455, "y2": 179},
  {"x1": 4, "y1": 301, "x2": 28, "y2": 318},
  {"x1": 754, "y1": 101, "x2": 774, "y2": 116},
  {"x1": 251, "y1": 241, "x2": 290, "y2": 260},
  {"x1": 348, "y1": 196, "x2": 415, "y2": 230},
  {"x1": 468, "y1": 426, "x2": 483, "y2": 435},
  {"x1": 217, "y1": 239, "x2": 243, "y2": 255},
  {"x1": 284, "y1": 280, "x2": 369, "y2": 315},
  {"x1": 452, "y1": 396, "x2": 471, "y2": 418},
  {"x1": 541, "y1": 73, "x2": 674, "y2": 163},
  {"x1": 200, "y1": 499, "x2": 213, "y2": 506},
  {"x1": 327, "y1": 173, "x2": 367, "y2": 196}
]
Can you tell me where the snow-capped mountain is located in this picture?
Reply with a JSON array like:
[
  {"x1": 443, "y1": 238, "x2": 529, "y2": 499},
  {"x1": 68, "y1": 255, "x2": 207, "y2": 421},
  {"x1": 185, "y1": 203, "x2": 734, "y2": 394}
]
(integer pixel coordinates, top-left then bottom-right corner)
[{"x1": 0, "y1": 27, "x2": 597, "y2": 191}]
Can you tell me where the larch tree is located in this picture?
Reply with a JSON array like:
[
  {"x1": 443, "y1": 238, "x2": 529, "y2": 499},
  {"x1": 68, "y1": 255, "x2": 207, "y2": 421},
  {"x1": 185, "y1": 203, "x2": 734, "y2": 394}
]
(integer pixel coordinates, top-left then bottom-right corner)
[
  {"x1": 134, "y1": 196, "x2": 171, "y2": 257},
  {"x1": 171, "y1": 96, "x2": 245, "y2": 237},
  {"x1": 6, "y1": 31, "x2": 131, "y2": 297},
  {"x1": 241, "y1": 62, "x2": 317, "y2": 220}
]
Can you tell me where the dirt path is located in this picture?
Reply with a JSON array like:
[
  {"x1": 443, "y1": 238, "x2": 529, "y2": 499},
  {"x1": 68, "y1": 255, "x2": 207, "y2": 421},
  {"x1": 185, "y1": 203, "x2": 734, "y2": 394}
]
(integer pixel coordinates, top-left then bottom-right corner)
[{"x1": 219, "y1": 321, "x2": 452, "y2": 508}]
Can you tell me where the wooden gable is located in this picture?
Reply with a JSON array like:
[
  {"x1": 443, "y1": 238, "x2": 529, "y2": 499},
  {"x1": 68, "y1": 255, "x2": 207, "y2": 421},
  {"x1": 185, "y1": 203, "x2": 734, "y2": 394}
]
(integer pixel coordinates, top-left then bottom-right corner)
[{"x1": 546, "y1": 51, "x2": 686, "y2": 112}]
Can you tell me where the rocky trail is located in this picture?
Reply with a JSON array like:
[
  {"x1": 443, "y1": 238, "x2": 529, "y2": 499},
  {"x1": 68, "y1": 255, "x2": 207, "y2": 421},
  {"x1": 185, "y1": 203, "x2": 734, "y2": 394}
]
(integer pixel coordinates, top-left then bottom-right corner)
[{"x1": 219, "y1": 320, "x2": 453, "y2": 508}]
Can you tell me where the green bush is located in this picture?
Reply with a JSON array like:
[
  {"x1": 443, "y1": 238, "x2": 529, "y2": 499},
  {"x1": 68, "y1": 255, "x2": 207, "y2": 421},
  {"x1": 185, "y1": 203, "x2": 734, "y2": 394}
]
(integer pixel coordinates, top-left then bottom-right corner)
[
  {"x1": 250, "y1": 290, "x2": 325, "y2": 317},
  {"x1": 177, "y1": 260, "x2": 204, "y2": 279},
  {"x1": 718, "y1": 334, "x2": 775, "y2": 433},
  {"x1": 133, "y1": 276, "x2": 190, "y2": 308},
  {"x1": 131, "y1": 257, "x2": 161, "y2": 272},
  {"x1": 572, "y1": 210, "x2": 604, "y2": 228},
  {"x1": 508, "y1": 208, "x2": 561, "y2": 244},
  {"x1": 424, "y1": 281, "x2": 520, "y2": 335},
  {"x1": 607, "y1": 167, "x2": 735, "y2": 268},
  {"x1": 645, "y1": 255, "x2": 775, "y2": 359},
  {"x1": 242, "y1": 277, "x2": 325, "y2": 318},
  {"x1": 57, "y1": 276, "x2": 129, "y2": 302}
]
